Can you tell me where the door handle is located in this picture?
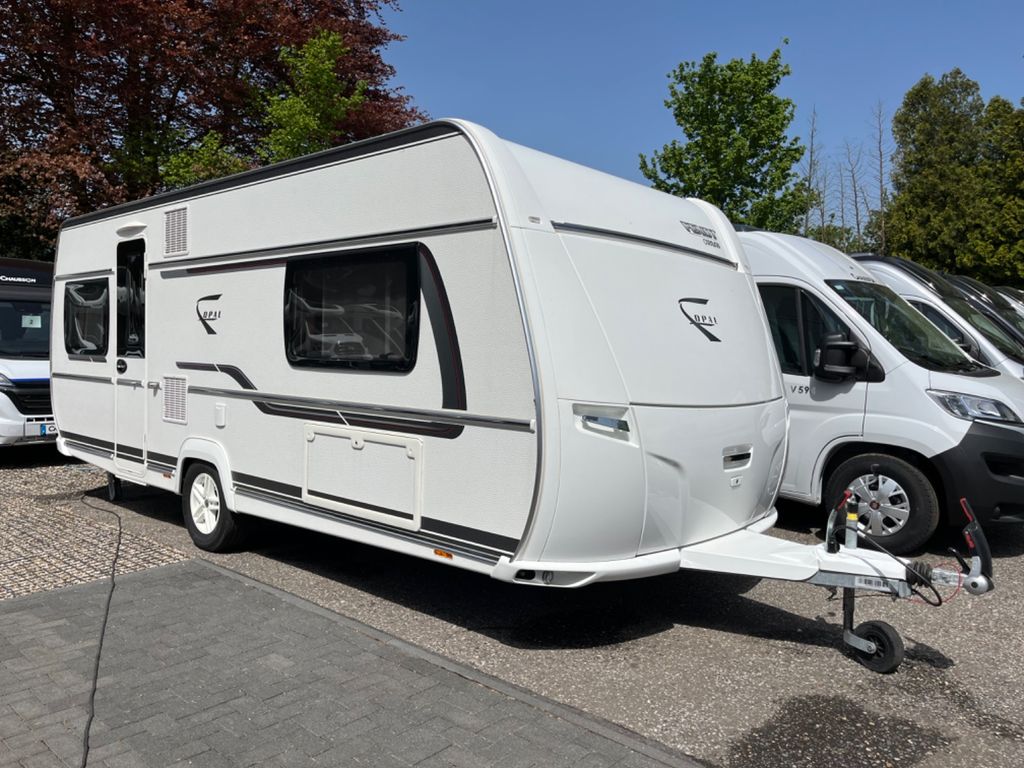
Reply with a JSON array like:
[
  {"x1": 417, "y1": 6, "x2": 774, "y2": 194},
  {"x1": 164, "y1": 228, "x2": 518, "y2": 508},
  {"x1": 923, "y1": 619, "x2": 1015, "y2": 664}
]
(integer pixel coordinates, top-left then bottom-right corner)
[{"x1": 116, "y1": 359, "x2": 128, "y2": 374}]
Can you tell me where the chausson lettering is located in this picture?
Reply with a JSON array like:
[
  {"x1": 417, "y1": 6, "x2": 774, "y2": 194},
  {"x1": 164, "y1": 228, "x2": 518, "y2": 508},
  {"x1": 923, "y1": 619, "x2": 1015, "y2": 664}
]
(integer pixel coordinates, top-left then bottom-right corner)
[{"x1": 0, "y1": 275, "x2": 37, "y2": 283}]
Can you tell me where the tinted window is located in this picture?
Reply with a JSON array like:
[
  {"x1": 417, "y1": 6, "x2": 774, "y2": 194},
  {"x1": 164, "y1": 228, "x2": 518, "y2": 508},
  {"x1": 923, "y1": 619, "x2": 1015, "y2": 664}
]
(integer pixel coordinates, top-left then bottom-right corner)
[
  {"x1": 0, "y1": 299, "x2": 51, "y2": 359},
  {"x1": 908, "y1": 301, "x2": 967, "y2": 346},
  {"x1": 284, "y1": 247, "x2": 419, "y2": 371},
  {"x1": 64, "y1": 279, "x2": 109, "y2": 356},
  {"x1": 116, "y1": 241, "x2": 146, "y2": 357},
  {"x1": 801, "y1": 292, "x2": 850, "y2": 368},
  {"x1": 757, "y1": 285, "x2": 802, "y2": 375}
]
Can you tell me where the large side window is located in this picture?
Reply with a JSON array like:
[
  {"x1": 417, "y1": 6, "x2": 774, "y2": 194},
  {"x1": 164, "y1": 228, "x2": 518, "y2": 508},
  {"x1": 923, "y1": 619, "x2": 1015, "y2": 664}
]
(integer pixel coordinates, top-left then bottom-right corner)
[
  {"x1": 64, "y1": 279, "x2": 109, "y2": 357},
  {"x1": 117, "y1": 240, "x2": 146, "y2": 357},
  {"x1": 757, "y1": 285, "x2": 803, "y2": 375},
  {"x1": 284, "y1": 246, "x2": 420, "y2": 371}
]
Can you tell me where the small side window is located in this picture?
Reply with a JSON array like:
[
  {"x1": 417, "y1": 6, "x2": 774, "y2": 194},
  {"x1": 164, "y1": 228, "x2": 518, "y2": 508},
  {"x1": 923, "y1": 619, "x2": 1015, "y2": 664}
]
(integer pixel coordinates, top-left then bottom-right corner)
[
  {"x1": 284, "y1": 246, "x2": 420, "y2": 371},
  {"x1": 800, "y1": 291, "x2": 851, "y2": 367},
  {"x1": 64, "y1": 279, "x2": 109, "y2": 357},
  {"x1": 757, "y1": 284, "x2": 803, "y2": 375}
]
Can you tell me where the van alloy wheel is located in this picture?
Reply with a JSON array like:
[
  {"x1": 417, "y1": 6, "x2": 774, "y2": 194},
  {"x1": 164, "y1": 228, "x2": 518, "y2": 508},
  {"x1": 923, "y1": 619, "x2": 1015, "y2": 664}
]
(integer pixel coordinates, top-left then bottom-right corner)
[
  {"x1": 847, "y1": 473, "x2": 910, "y2": 537},
  {"x1": 189, "y1": 472, "x2": 221, "y2": 535}
]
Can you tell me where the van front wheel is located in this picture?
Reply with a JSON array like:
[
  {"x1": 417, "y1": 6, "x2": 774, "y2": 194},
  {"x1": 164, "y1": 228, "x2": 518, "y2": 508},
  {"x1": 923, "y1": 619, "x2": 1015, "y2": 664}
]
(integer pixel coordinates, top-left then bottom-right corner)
[
  {"x1": 824, "y1": 453, "x2": 939, "y2": 554},
  {"x1": 182, "y1": 463, "x2": 240, "y2": 552}
]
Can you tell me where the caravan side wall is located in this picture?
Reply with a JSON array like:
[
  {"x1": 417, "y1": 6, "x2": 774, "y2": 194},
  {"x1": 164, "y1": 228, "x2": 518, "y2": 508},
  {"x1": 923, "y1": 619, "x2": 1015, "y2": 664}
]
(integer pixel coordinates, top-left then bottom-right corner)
[{"x1": 53, "y1": 130, "x2": 539, "y2": 568}]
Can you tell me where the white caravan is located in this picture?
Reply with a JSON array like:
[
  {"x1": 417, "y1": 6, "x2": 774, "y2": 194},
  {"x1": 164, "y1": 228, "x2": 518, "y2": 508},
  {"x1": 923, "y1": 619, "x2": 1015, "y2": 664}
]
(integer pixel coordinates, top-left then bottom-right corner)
[
  {"x1": 854, "y1": 255, "x2": 1024, "y2": 381},
  {"x1": 52, "y1": 121, "x2": 991, "y2": 671},
  {"x1": 0, "y1": 259, "x2": 56, "y2": 446},
  {"x1": 741, "y1": 230, "x2": 1024, "y2": 553}
]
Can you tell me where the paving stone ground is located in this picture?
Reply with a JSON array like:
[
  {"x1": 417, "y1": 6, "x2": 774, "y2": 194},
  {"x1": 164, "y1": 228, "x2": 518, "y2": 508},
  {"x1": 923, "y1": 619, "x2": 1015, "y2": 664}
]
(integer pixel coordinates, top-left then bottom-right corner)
[{"x1": 0, "y1": 559, "x2": 698, "y2": 768}]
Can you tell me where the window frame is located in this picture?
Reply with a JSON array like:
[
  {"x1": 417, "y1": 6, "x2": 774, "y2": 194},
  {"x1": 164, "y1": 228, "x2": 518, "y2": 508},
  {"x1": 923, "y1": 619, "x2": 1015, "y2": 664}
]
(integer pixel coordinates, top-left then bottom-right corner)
[
  {"x1": 283, "y1": 244, "x2": 421, "y2": 373},
  {"x1": 758, "y1": 283, "x2": 858, "y2": 377},
  {"x1": 63, "y1": 277, "x2": 110, "y2": 358}
]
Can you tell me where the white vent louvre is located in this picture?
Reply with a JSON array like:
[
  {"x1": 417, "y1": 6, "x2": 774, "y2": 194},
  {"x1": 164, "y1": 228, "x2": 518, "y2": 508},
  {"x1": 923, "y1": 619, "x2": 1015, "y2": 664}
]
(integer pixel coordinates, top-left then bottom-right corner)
[
  {"x1": 164, "y1": 207, "x2": 188, "y2": 256},
  {"x1": 162, "y1": 376, "x2": 188, "y2": 424}
]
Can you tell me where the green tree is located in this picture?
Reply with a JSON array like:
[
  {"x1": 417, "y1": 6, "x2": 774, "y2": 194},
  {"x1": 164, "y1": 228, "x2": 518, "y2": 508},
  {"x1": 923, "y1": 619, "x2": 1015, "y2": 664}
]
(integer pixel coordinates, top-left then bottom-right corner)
[
  {"x1": 261, "y1": 31, "x2": 368, "y2": 162},
  {"x1": 162, "y1": 133, "x2": 251, "y2": 189},
  {"x1": 886, "y1": 69, "x2": 986, "y2": 274},
  {"x1": 640, "y1": 45, "x2": 811, "y2": 231}
]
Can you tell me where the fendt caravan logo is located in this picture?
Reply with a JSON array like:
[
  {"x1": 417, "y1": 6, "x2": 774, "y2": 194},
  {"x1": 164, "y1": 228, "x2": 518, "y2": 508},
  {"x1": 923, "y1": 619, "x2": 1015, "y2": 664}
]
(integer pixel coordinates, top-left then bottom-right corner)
[
  {"x1": 678, "y1": 297, "x2": 721, "y2": 343},
  {"x1": 196, "y1": 294, "x2": 222, "y2": 335}
]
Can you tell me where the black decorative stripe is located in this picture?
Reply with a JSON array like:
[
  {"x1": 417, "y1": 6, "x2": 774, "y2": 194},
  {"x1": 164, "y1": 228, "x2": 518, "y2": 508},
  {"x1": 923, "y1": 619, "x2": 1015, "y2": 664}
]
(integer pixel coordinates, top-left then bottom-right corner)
[
  {"x1": 178, "y1": 362, "x2": 470, "y2": 439},
  {"x1": 307, "y1": 489, "x2": 414, "y2": 521},
  {"x1": 63, "y1": 123, "x2": 462, "y2": 229},
  {"x1": 60, "y1": 430, "x2": 113, "y2": 451},
  {"x1": 551, "y1": 221, "x2": 736, "y2": 268},
  {"x1": 420, "y1": 518, "x2": 520, "y2": 554},
  {"x1": 233, "y1": 472, "x2": 301, "y2": 498},
  {"x1": 148, "y1": 451, "x2": 178, "y2": 468},
  {"x1": 52, "y1": 371, "x2": 111, "y2": 384},
  {"x1": 235, "y1": 486, "x2": 503, "y2": 564},
  {"x1": 233, "y1": 472, "x2": 517, "y2": 555},
  {"x1": 116, "y1": 444, "x2": 144, "y2": 459}
]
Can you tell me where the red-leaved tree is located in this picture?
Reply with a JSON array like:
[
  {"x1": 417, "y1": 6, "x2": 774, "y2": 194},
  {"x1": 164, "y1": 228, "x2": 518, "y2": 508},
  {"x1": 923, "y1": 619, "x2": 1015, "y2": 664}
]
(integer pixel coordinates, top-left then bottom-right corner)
[{"x1": 0, "y1": 0, "x2": 424, "y2": 258}]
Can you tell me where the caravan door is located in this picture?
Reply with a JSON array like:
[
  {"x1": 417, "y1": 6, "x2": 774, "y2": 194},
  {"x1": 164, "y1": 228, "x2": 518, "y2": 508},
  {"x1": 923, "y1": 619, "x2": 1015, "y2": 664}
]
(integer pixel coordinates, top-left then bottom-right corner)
[{"x1": 113, "y1": 240, "x2": 147, "y2": 475}]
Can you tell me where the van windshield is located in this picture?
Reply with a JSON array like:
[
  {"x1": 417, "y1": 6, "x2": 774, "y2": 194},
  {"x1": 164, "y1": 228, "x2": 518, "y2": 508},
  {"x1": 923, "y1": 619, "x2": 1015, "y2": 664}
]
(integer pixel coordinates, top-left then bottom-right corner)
[
  {"x1": 827, "y1": 280, "x2": 986, "y2": 373},
  {"x1": 946, "y1": 295, "x2": 1024, "y2": 362},
  {"x1": 0, "y1": 299, "x2": 51, "y2": 359}
]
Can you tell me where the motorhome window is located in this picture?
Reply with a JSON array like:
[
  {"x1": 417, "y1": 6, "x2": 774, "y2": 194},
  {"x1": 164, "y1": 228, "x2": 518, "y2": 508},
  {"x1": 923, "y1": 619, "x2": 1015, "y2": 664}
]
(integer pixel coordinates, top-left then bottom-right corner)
[
  {"x1": 284, "y1": 248, "x2": 419, "y2": 371},
  {"x1": 756, "y1": 285, "x2": 803, "y2": 374},
  {"x1": 0, "y1": 299, "x2": 51, "y2": 359},
  {"x1": 828, "y1": 280, "x2": 978, "y2": 372},
  {"x1": 64, "y1": 279, "x2": 109, "y2": 356},
  {"x1": 116, "y1": 242, "x2": 145, "y2": 357},
  {"x1": 907, "y1": 301, "x2": 967, "y2": 346}
]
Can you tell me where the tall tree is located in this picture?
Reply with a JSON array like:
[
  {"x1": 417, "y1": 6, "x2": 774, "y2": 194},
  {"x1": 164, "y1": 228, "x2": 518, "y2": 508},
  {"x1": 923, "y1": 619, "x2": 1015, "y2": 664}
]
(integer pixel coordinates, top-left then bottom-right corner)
[
  {"x1": 887, "y1": 69, "x2": 986, "y2": 273},
  {"x1": 0, "y1": 0, "x2": 423, "y2": 259},
  {"x1": 639, "y1": 45, "x2": 811, "y2": 231}
]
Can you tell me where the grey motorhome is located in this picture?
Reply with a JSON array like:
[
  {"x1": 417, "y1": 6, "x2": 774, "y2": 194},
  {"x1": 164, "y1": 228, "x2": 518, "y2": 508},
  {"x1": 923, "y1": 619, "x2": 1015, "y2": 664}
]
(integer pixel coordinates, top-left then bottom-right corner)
[
  {"x1": 52, "y1": 121, "x2": 992, "y2": 671},
  {"x1": 0, "y1": 258, "x2": 55, "y2": 445}
]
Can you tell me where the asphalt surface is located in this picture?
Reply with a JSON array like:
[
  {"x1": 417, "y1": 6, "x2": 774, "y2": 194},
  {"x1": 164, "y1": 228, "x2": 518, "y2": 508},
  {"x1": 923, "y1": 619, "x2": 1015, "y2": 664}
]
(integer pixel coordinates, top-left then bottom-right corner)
[{"x1": 3, "y1": 445, "x2": 1024, "y2": 767}]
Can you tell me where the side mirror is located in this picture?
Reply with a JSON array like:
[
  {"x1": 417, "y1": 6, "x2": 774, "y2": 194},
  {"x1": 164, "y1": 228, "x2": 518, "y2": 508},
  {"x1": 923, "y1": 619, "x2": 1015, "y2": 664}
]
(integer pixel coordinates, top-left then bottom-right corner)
[{"x1": 813, "y1": 333, "x2": 863, "y2": 382}]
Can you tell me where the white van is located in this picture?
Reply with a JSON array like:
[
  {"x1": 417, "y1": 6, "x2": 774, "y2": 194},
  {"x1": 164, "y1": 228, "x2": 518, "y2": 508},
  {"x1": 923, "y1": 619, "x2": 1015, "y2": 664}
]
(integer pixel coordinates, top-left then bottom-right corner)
[
  {"x1": 854, "y1": 255, "x2": 1024, "y2": 381},
  {"x1": 740, "y1": 231, "x2": 1024, "y2": 553},
  {"x1": 0, "y1": 259, "x2": 56, "y2": 446}
]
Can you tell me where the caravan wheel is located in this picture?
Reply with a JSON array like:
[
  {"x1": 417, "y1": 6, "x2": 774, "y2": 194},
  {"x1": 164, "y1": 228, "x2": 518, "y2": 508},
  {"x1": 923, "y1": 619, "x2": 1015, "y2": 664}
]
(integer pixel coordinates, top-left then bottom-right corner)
[{"x1": 182, "y1": 463, "x2": 240, "y2": 552}]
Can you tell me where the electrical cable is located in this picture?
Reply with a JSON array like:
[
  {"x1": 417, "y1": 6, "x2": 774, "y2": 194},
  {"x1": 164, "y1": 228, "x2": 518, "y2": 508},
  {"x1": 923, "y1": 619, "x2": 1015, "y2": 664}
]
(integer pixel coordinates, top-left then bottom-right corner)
[{"x1": 76, "y1": 495, "x2": 123, "y2": 768}]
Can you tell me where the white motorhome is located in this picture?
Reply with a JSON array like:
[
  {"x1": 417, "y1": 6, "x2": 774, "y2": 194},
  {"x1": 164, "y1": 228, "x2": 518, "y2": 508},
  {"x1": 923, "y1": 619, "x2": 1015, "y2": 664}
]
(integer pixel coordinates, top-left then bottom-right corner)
[
  {"x1": 741, "y1": 230, "x2": 1024, "y2": 553},
  {"x1": 52, "y1": 122, "x2": 992, "y2": 671},
  {"x1": 854, "y1": 255, "x2": 1024, "y2": 381},
  {"x1": 0, "y1": 259, "x2": 56, "y2": 446}
]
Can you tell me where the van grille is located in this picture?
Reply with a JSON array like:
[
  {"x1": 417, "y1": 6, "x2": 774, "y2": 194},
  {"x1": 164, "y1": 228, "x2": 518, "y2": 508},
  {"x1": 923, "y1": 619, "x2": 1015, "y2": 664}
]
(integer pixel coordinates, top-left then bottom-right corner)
[
  {"x1": 162, "y1": 376, "x2": 187, "y2": 423},
  {"x1": 0, "y1": 381, "x2": 52, "y2": 415}
]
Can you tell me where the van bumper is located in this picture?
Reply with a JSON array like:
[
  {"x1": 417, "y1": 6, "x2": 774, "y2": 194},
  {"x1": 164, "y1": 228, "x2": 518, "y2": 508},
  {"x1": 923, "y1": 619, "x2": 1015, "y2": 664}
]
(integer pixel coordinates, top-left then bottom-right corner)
[
  {"x1": 0, "y1": 390, "x2": 55, "y2": 446},
  {"x1": 931, "y1": 421, "x2": 1024, "y2": 525}
]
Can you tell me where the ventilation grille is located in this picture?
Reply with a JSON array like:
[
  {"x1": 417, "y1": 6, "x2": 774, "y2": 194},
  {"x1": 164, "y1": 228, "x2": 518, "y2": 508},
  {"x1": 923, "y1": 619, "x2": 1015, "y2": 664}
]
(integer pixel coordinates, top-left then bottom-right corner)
[
  {"x1": 164, "y1": 207, "x2": 188, "y2": 256},
  {"x1": 162, "y1": 376, "x2": 188, "y2": 424}
]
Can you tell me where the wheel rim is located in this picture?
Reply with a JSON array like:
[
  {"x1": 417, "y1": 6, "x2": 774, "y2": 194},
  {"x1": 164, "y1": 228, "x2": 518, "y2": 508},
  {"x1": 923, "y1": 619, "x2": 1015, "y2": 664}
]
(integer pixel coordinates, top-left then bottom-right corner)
[
  {"x1": 846, "y1": 473, "x2": 911, "y2": 537},
  {"x1": 189, "y1": 473, "x2": 220, "y2": 535}
]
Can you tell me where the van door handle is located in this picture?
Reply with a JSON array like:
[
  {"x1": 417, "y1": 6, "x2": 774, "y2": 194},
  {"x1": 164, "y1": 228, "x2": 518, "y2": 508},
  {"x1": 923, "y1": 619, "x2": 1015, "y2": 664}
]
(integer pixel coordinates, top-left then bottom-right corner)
[{"x1": 116, "y1": 359, "x2": 127, "y2": 374}]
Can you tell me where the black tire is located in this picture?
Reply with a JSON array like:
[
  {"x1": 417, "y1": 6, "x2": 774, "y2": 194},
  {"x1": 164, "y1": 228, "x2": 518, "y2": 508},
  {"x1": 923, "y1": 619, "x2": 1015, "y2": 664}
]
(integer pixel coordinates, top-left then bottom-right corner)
[
  {"x1": 106, "y1": 473, "x2": 123, "y2": 502},
  {"x1": 852, "y1": 620, "x2": 904, "y2": 674},
  {"x1": 824, "y1": 453, "x2": 939, "y2": 554},
  {"x1": 181, "y1": 462, "x2": 240, "y2": 552}
]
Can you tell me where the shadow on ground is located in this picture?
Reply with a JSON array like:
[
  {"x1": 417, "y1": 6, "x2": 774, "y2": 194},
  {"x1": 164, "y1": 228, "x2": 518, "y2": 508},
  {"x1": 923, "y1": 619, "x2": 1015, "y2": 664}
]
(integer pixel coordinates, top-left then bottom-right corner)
[{"x1": 0, "y1": 443, "x2": 73, "y2": 469}]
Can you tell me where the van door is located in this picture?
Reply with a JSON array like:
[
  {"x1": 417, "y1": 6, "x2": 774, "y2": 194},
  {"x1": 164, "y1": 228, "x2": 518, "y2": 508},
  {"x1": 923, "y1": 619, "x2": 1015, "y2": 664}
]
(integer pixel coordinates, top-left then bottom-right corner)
[
  {"x1": 113, "y1": 240, "x2": 146, "y2": 475},
  {"x1": 758, "y1": 283, "x2": 869, "y2": 500}
]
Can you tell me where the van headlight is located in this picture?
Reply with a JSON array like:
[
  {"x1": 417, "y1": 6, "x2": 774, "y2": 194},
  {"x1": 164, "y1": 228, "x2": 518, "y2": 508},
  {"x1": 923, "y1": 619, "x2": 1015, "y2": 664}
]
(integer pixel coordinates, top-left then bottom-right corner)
[
  {"x1": 927, "y1": 390, "x2": 1021, "y2": 424},
  {"x1": 0, "y1": 374, "x2": 11, "y2": 387}
]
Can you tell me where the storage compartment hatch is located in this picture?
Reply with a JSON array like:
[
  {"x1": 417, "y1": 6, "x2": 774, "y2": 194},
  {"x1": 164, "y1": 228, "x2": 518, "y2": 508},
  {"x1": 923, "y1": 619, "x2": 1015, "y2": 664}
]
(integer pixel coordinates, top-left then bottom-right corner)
[{"x1": 303, "y1": 424, "x2": 422, "y2": 531}]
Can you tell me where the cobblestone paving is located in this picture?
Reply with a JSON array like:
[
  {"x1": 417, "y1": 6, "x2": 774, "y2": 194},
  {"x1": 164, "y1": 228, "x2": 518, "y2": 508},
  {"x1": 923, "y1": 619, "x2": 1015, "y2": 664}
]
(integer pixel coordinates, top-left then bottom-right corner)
[
  {"x1": 0, "y1": 454, "x2": 188, "y2": 600},
  {"x1": 0, "y1": 560, "x2": 696, "y2": 768}
]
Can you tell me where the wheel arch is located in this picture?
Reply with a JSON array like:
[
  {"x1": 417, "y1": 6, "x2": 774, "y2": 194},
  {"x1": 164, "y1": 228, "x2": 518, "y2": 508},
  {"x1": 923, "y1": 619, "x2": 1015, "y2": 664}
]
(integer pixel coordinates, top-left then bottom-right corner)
[
  {"x1": 818, "y1": 441, "x2": 948, "y2": 520},
  {"x1": 174, "y1": 438, "x2": 236, "y2": 510}
]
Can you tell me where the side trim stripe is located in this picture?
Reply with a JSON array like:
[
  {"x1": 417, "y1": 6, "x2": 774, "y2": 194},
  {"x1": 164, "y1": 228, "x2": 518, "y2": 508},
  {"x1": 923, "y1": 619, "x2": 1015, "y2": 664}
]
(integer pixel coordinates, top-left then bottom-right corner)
[{"x1": 551, "y1": 221, "x2": 736, "y2": 268}]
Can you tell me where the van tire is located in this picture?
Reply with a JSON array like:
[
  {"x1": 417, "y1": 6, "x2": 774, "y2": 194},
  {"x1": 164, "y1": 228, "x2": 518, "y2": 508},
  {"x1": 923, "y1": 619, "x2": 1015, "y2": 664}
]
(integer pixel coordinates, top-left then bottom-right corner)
[
  {"x1": 182, "y1": 463, "x2": 240, "y2": 552},
  {"x1": 824, "y1": 453, "x2": 939, "y2": 554}
]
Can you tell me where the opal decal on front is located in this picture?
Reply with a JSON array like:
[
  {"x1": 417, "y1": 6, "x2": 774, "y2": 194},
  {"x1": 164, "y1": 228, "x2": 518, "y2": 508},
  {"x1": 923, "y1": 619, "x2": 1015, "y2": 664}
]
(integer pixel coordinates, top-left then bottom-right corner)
[
  {"x1": 678, "y1": 297, "x2": 721, "y2": 342},
  {"x1": 196, "y1": 294, "x2": 222, "y2": 335}
]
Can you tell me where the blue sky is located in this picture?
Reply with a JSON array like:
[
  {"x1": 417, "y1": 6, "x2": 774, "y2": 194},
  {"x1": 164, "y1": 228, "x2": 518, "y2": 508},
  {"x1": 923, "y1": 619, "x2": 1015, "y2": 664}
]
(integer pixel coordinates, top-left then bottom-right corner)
[{"x1": 380, "y1": 1, "x2": 1024, "y2": 184}]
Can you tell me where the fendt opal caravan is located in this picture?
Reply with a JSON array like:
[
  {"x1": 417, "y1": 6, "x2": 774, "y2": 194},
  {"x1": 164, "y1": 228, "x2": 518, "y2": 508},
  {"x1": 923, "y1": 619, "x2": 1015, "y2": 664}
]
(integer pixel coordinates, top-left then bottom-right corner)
[
  {"x1": 741, "y1": 230, "x2": 1024, "y2": 554},
  {"x1": 0, "y1": 258, "x2": 56, "y2": 446},
  {"x1": 53, "y1": 121, "x2": 992, "y2": 671}
]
